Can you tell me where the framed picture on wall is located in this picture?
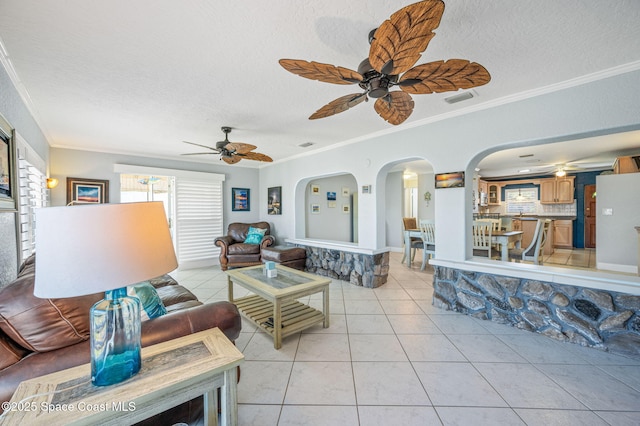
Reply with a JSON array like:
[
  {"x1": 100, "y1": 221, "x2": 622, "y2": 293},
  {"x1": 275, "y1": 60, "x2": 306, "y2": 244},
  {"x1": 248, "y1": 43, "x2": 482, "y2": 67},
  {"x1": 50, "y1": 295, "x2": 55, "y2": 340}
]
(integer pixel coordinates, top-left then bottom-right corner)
[
  {"x1": 327, "y1": 191, "x2": 336, "y2": 200},
  {"x1": 67, "y1": 177, "x2": 109, "y2": 205},
  {"x1": 311, "y1": 185, "x2": 320, "y2": 195},
  {"x1": 268, "y1": 186, "x2": 281, "y2": 215},
  {"x1": 231, "y1": 187, "x2": 250, "y2": 211},
  {"x1": 0, "y1": 134, "x2": 14, "y2": 209},
  {"x1": 311, "y1": 203, "x2": 320, "y2": 214},
  {"x1": 435, "y1": 171, "x2": 464, "y2": 188}
]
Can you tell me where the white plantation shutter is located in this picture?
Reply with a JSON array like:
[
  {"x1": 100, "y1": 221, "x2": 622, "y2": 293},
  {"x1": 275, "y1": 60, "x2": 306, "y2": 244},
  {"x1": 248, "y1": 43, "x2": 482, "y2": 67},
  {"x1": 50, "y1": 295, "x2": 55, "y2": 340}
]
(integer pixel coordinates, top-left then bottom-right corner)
[
  {"x1": 114, "y1": 164, "x2": 225, "y2": 269},
  {"x1": 174, "y1": 176, "x2": 224, "y2": 267},
  {"x1": 16, "y1": 135, "x2": 48, "y2": 263}
]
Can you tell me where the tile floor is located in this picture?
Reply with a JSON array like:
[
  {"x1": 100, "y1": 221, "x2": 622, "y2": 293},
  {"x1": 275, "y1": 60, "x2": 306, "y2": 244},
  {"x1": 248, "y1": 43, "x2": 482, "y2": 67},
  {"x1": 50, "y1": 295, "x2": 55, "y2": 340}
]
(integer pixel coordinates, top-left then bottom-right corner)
[
  {"x1": 543, "y1": 248, "x2": 597, "y2": 269},
  {"x1": 173, "y1": 252, "x2": 640, "y2": 426}
]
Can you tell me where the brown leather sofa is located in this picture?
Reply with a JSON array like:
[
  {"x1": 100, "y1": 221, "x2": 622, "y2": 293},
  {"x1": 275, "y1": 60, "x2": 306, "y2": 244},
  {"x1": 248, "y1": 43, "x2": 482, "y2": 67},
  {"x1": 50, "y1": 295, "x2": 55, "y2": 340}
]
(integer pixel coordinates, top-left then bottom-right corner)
[
  {"x1": 215, "y1": 221, "x2": 275, "y2": 270},
  {"x1": 0, "y1": 255, "x2": 241, "y2": 425}
]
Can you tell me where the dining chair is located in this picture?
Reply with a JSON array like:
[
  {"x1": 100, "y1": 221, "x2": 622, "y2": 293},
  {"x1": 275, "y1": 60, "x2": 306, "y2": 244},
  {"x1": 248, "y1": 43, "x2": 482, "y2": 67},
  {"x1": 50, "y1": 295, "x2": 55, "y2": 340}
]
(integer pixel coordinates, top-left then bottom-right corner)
[
  {"x1": 508, "y1": 219, "x2": 551, "y2": 264},
  {"x1": 472, "y1": 220, "x2": 498, "y2": 258},
  {"x1": 419, "y1": 220, "x2": 436, "y2": 271},
  {"x1": 401, "y1": 217, "x2": 422, "y2": 264}
]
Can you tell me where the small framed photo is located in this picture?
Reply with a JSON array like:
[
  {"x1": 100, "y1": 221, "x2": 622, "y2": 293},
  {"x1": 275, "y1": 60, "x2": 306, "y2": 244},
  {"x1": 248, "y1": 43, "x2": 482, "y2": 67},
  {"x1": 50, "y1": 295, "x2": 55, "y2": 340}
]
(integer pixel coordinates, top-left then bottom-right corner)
[
  {"x1": 67, "y1": 177, "x2": 109, "y2": 205},
  {"x1": 231, "y1": 187, "x2": 250, "y2": 211},
  {"x1": 327, "y1": 191, "x2": 336, "y2": 201},
  {"x1": 342, "y1": 204, "x2": 350, "y2": 214},
  {"x1": 268, "y1": 186, "x2": 282, "y2": 215},
  {"x1": 311, "y1": 203, "x2": 320, "y2": 214},
  {"x1": 0, "y1": 134, "x2": 15, "y2": 209},
  {"x1": 311, "y1": 184, "x2": 320, "y2": 195},
  {"x1": 341, "y1": 187, "x2": 350, "y2": 197},
  {"x1": 362, "y1": 185, "x2": 372, "y2": 194},
  {"x1": 328, "y1": 201, "x2": 337, "y2": 208},
  {"x1": 435, "y1": 171, "x2": 465, "y2": 189}
]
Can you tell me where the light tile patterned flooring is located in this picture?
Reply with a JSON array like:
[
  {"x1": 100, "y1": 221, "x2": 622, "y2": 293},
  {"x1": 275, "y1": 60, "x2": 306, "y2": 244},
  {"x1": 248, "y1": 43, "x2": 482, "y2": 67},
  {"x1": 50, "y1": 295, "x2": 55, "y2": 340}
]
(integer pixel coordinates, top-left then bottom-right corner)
[
  {"x1": 173, "y1": 253, "x2": 640, "y2": 426},
  {"x1": 543, "y1": 248, "x2": 597, "y2": 269}
]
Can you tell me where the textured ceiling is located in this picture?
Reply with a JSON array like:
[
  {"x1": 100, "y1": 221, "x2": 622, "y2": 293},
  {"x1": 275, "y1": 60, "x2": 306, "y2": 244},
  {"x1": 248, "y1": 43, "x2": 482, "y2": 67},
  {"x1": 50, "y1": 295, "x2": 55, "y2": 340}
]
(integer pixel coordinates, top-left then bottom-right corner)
[{"x1": 1, "y1": 0, "x2": 640, "y2": 171}]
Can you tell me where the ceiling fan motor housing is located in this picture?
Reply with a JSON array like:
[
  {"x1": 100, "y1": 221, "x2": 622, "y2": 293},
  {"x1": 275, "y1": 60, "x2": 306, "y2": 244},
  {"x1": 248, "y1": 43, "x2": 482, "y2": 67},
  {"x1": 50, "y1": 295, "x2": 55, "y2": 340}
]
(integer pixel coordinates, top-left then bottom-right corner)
[{"x1": 357, "y1": 58, "x2": 398, "y2": 98}]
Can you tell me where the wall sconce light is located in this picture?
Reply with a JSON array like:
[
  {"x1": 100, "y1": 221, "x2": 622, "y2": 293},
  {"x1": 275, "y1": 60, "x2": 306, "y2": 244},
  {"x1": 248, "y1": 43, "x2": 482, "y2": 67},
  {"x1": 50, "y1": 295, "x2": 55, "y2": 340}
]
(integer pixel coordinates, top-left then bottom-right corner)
[{"x1": 46, "y1": 178, "x2": 59, "y2": 189}]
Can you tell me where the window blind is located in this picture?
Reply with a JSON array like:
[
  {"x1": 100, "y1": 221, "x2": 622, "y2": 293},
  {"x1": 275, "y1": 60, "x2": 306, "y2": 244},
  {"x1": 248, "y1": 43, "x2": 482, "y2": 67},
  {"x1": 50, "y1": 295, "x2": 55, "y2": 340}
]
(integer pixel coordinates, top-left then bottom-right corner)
[
  {"x1": 17, "y1": 146, "x2": 47, "y2": 263},
  {"x1": 174, "y1": 177, "x2": 224, "y2": 268}
]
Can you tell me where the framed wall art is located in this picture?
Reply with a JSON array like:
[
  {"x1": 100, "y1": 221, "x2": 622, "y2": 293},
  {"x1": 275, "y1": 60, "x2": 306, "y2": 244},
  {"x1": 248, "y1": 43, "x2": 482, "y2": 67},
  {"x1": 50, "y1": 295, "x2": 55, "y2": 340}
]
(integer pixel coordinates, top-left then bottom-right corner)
[
  {"x1": 435, "y1": 171, "x2": 465, "y2": 189},
  {"x1": 268, "y1": 186, "x2": 281, "y2": 215},
  {"x1": 0, "y1": 132, "x2": 15, "y2": 210},
  {"x1": 67, "y1": 177, "x2": 109, "y2": 205},
  {"x1": 231, "y1": 187, "x2": 250, "y2": 211}
]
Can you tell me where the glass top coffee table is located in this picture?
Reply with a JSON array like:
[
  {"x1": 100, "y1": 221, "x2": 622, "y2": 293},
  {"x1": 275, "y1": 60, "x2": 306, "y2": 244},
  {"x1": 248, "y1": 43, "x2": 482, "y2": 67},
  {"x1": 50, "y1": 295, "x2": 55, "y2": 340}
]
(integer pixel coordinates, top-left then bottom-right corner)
[{"x1": 226, "y1": 264, "x2": 330, "y2": 349}]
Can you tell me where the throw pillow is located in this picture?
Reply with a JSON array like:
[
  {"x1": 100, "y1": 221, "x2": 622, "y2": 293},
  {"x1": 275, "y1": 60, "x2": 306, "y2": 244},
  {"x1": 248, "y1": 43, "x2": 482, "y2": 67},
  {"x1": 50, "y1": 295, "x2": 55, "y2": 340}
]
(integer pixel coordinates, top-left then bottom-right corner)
[
  {"x1": 244, "y1": 226, "x2": 267, "y2": 244},
  {"x1": 127, "y1": 282, "x2": 167, "y2": 320}
]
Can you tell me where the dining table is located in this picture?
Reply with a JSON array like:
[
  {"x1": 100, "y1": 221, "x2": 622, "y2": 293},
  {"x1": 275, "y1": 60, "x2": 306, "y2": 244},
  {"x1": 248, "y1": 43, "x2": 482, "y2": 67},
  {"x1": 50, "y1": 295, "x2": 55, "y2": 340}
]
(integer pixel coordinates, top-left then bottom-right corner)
[
  {"x1": 404, "y1": 229, "x2": 524, "y2": 267},
  {"x1": 491, "y1": 230, "x2": 524, "y2": 261}
]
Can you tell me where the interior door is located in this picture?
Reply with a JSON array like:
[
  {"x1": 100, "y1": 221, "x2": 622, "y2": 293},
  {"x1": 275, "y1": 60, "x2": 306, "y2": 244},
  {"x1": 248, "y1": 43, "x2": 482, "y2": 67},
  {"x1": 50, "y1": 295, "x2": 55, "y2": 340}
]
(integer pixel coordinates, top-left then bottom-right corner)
[{"x1": 584, "y1": 184, "x2": 596, "y2": 248}]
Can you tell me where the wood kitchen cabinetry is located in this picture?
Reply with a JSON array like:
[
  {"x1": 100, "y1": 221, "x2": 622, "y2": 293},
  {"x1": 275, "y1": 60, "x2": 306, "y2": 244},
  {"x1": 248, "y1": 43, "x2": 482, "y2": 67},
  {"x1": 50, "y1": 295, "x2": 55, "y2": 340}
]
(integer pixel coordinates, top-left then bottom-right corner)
[
  {"x1": 540, "y1": 176, "x2": 575, "y2": 204},
  {"x1": 553, "y1": 220, "x2": 573, "y2": 249},
  {"x1": 512, "y1": 218, "x2": 554, "y2": 255},
  {"x1": 487, "y1": 183, "x2": 501, "y2": 205}
]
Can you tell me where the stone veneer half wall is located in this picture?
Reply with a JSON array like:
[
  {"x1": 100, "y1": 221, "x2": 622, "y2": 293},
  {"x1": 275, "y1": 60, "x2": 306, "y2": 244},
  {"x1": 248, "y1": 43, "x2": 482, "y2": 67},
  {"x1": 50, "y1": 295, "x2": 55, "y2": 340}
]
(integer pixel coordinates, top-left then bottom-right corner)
[
  {"x1": 433, "y1": 266, "x2": 640, "y2": 358},
  {"x1": 299, "y1": 245, "x2": 389, "y2": 288}
]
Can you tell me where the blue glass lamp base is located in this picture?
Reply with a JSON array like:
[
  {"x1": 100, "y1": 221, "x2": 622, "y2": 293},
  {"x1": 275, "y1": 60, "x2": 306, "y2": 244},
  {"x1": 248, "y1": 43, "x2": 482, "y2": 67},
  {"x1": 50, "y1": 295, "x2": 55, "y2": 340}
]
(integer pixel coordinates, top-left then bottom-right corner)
[{"x1": 90, "y1": 287, "x2": 142, "y2": 386}]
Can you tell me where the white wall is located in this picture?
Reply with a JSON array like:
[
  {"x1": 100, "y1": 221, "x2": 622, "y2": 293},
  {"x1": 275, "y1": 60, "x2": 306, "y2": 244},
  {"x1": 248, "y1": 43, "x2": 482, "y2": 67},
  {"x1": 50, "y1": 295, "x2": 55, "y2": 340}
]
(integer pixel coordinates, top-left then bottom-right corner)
[
  {"x1": 596, "y1": 173, "x2": 640, "y2": 273},
  {"x1": 305, "y1": 174, "x2": 356, "y2": 242},
  {"x1": 50, "y1": 148, "x2": 261, "y2": 230},
  {"x1": 385, "y1": 171, "x2": 403, "y2": 248}
]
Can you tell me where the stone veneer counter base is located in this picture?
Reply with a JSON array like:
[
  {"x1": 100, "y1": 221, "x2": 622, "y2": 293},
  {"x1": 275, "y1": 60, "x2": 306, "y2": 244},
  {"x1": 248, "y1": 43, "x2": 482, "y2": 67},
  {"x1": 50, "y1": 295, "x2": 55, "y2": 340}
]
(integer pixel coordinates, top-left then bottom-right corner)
[
  {"x1": 285, "y1": 239, "x2": 389, "y2": 288},
  {"x1": 432, "y1": 265, "x2": 640, "y2": 358}
]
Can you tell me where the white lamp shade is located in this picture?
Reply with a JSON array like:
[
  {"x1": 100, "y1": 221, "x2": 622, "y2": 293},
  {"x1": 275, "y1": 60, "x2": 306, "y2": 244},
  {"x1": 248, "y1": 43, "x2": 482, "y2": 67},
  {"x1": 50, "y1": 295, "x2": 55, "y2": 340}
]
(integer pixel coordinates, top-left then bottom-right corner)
[{"x1": 34, "y1": 202, "x2": 178, "y2": 298}]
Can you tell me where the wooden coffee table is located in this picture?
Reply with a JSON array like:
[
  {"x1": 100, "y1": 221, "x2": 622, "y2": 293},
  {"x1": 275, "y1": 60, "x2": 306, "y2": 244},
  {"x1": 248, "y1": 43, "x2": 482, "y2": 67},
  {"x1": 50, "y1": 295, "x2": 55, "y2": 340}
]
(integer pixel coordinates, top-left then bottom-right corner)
[{"x1": 226, "y1": 264, "x2": 330, "y2": 349}]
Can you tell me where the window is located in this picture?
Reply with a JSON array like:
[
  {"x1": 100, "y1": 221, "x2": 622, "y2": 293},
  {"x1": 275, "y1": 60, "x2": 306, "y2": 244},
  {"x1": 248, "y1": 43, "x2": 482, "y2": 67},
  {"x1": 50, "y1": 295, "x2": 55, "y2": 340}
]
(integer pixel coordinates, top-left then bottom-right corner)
[
  {"x1": 16, "y1": 134, "x2": 47, "y2": 263},
  {"x1": 115, "y1": 165, "x2": 224, "y2": 269},
  {"x1": 505, "y1": 187, "x2": 538, "y2": 214}
]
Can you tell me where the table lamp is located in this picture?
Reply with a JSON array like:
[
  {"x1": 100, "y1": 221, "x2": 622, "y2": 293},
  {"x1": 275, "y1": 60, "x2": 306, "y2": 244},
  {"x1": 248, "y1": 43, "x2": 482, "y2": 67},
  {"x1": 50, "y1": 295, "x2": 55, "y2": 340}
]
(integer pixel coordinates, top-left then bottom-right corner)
[{"x1": 34, "y1": 201, "x2": 178, "y2": 386}]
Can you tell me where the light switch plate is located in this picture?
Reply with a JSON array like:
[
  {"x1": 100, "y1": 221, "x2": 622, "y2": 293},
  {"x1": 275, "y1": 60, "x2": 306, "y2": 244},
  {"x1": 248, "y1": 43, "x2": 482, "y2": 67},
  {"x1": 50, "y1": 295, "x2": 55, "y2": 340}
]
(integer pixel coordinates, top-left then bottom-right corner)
[{"x1": 602, "y1": 208, "x2": 613, "y2": 216}]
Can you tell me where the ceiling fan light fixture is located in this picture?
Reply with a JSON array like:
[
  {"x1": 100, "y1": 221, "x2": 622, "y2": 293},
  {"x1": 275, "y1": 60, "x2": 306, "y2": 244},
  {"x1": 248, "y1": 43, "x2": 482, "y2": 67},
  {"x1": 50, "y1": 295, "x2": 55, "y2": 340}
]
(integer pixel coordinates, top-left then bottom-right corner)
[{"x1": 556, "y1": 168, "x2": 566, "y2": 177}]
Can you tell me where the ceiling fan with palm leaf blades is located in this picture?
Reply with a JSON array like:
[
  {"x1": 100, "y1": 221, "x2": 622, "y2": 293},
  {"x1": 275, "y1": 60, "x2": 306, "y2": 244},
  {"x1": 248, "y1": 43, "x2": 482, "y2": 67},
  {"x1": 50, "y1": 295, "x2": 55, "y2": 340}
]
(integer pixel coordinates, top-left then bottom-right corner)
[
  {"x1": 182, "y1": 127, "x2": 273, "y2": 164},
  {"x1": 279, "y1": 0, "x2": 491, "y2": 125}
]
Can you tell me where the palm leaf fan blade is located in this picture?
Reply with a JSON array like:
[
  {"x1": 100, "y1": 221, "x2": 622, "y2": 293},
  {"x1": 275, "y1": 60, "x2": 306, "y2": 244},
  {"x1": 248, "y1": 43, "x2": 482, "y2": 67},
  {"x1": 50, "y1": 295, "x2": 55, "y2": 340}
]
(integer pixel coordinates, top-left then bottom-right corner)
[
  {"x1": 226, "y1": 142, "x2": 257, "y2": 154},
  {"x1": 279, "y1": 59, "x2": 363, "y2": 84},
  {"x1": 222, "y1": 155, "x2": 242, "y2": 164},
  {"x1": 399, "y1": 59, "x2": 491, "y2": 94},
  {"x1": 309, "y1": 93, "x2": 367, "y2": 120},
  {"x1": 374, "y1": 91, "x2": 414, "y2": 125},
  {"x1": 242, "y1": 152, "x2": 273, "y2": 162},
  {"x1": 369, "y1": 0, "x2": 445, "y2": 75}
]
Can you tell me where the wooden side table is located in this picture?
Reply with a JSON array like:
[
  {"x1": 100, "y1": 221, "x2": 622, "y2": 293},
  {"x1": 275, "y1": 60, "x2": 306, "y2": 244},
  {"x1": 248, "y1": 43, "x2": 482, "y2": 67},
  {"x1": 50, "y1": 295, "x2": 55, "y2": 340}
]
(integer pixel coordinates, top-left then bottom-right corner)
[{"x1": 0, "y1": 328, "x2": 244, "y2": 426}]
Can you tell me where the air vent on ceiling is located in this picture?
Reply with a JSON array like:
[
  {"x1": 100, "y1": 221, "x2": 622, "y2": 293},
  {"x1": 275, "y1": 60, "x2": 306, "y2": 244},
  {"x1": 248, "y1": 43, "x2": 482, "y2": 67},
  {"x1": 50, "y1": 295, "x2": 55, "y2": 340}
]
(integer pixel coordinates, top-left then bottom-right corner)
[
  {"x1": 298, "y1": 142, "x2": 315, "y2": 148},
  {"x1": 444, "y1": 91, "x2": 474, "y2": 104},
  {"x1": 519, "y1": 154, "x2": 534, "y2": 158}
]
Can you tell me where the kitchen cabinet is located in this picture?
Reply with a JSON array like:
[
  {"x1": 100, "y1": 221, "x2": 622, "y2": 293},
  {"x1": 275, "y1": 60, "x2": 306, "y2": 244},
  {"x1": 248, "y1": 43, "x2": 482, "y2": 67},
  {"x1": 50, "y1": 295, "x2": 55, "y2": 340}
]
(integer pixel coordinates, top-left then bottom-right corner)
[
  {"x1": 554, "y1": 220, "x2": 573, "y2": 248},
  {"x1": 512, "y1": 218, "x2": 555, "y2": 255},
  {"x1": 540, "y1": 177, "x2": 574, "y2": 204},
  {"x1": 487, "y1": 183, "x2": 501, "y2": 205}
]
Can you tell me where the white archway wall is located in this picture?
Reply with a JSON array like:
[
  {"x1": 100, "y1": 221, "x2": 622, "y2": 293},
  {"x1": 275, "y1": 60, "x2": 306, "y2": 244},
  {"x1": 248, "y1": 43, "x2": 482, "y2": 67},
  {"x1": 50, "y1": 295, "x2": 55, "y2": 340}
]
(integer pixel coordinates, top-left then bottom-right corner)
[{"x1": 258, "y1": 69, "x2": 640, "y2": 260}]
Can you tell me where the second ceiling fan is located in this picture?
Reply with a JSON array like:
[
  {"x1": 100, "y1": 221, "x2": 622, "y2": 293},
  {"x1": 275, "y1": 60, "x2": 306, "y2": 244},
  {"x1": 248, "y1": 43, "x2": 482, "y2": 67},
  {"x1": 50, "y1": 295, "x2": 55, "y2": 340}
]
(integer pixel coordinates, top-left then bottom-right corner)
[
  {"x1": 279, "y1": 0, "x2": 491, "y2": 125},
  {"x1": 182, "y1": 127, "x2": 273, "y2": 164}
]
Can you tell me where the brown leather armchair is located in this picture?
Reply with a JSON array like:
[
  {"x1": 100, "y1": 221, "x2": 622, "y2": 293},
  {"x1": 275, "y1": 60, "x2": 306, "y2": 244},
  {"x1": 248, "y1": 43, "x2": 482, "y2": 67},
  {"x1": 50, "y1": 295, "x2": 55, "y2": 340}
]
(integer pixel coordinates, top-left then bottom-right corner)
[{"x1": 215, "y1": 221, "x2": 275, "y2": 270}]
